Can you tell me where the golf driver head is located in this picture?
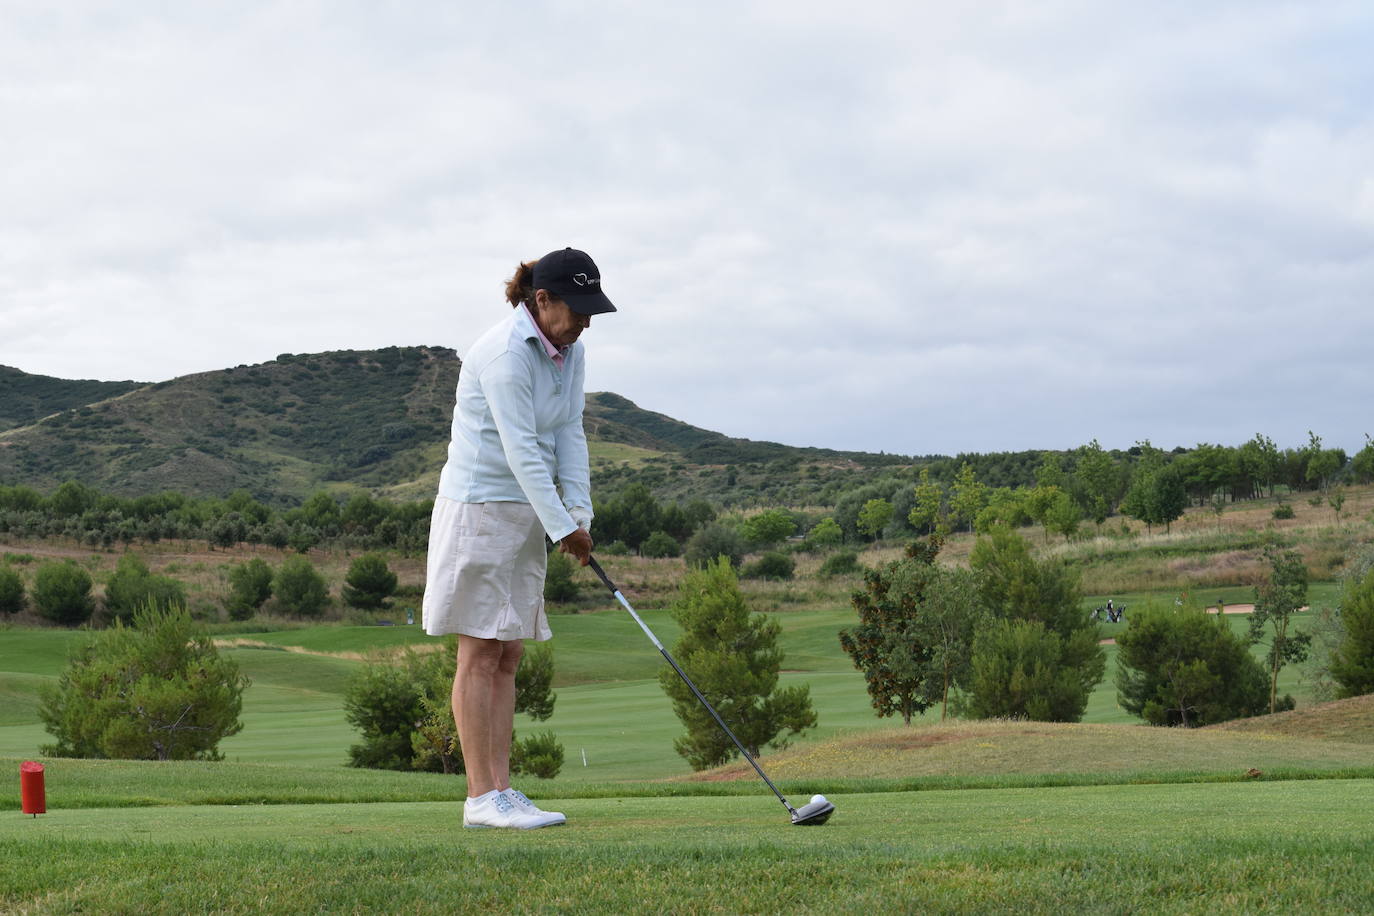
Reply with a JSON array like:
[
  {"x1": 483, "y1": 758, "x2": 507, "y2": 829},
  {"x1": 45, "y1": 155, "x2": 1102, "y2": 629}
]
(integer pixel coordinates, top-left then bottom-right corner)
[{"x1": 790, "y1": 795, "x2": 835, "y2": 826}]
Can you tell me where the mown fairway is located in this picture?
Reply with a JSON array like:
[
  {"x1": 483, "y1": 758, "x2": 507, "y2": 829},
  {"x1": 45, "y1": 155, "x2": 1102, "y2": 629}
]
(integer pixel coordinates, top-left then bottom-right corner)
[{"x1": 0, "y1": 598, "x2": 1327, "y2": 776}]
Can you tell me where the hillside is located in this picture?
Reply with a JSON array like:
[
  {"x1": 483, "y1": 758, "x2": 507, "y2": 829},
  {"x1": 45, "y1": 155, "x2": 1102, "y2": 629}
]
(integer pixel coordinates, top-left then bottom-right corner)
[
  {"x1": 0, "y1": 348, "x2": 460, "y2": 501},
  {"x1": 0, "y1": 351, "x2": 913, "y2": 503},
  {"x1": 1206, "y1": 694, "x2": 1374, "y2": 744},
  {"x1": 585, "y1": 391, "x2": 904, "y2": 467},
  {"x1": 0, "y1": 366, "x2": 144, "y2": 433}
]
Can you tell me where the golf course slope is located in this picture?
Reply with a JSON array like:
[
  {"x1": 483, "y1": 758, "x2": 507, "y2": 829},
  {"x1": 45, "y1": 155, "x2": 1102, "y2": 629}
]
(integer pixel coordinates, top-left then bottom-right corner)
[
  {"x1": 689, "y1": 701, "x2": 1374, "y2": 786},
  {"x1": 1205, "y1": 693, "x2": 1374, "y2": 743}
]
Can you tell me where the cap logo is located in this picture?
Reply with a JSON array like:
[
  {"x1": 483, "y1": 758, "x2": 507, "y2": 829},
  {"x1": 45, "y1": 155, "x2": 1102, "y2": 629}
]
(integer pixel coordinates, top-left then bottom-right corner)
[{"x1": 572, "y1": 273, "x2": 599, "y2": 287}]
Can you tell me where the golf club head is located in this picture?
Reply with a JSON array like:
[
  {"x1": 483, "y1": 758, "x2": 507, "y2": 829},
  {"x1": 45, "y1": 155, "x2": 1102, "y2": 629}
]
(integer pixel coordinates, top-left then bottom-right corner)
[{"x1": 790, "y1": 798, "x2": 835, "y2": 826}]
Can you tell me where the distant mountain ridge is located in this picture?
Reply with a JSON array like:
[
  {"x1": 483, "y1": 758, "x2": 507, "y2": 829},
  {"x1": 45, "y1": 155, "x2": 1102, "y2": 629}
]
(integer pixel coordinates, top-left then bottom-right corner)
[
  {"x1": 0, "y1": 366, "x2": 144, "y2": 433},
  {"x1": 0, "y1": 348, "x2": 912, "y2": 503}
]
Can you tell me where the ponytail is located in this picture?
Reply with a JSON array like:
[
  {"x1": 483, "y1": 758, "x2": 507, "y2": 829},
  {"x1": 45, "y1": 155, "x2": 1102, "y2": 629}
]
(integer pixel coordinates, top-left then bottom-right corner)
[{"x1": 505, "y1": 260, "x2": 537, "y2": 307}]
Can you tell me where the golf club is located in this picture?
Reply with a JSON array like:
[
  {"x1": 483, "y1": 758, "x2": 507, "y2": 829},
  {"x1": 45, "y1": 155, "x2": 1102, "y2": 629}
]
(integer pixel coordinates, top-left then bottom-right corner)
[{"x1": 586, "y1": 556, "x2": 835, "y2": 826}]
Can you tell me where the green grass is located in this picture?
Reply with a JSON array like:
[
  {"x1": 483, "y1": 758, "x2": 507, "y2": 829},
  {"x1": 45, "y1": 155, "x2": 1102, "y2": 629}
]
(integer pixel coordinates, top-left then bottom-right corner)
[
  {"x1": 1, "y1": 780, "x2": 1371, "y2": 913},
  {"x1": 0, "y1": 595, "x2": 1342, "y2": 776},
  {"x1": 3, "y1": 589, "x2": 1371, "y2": 912}
]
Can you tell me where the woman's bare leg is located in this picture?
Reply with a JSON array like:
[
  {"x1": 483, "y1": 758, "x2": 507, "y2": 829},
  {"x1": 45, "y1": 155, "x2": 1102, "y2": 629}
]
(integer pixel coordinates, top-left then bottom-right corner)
[{"x1": 453, "y1": 635, "x2": 524, "y2": 796}]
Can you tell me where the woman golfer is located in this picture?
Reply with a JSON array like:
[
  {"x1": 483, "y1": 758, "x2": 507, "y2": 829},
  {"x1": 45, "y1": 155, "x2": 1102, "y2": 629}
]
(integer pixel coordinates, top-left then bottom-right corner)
[{"x1": 423, "y1": 247, "x2": 615, "y2": 829}]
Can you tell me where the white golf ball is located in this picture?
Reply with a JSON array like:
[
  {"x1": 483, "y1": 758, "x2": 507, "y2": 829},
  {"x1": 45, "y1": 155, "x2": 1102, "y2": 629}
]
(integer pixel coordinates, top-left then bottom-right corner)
[{"x1": 810, "y1": 794, "x2": 828, "y2": 805}]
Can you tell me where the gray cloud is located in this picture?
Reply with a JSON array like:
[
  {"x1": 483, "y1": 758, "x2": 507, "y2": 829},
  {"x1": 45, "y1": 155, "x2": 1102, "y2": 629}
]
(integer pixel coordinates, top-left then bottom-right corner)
[{"x1": 3, "y1": 1, "x2": 1372, "y2": 459}]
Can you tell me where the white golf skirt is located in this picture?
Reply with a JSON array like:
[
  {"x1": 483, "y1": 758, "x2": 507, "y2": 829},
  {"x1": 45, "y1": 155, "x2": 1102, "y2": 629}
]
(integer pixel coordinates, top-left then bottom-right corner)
[{"x1": 422, "y1": 498, "x2": 552, "y2": 641}]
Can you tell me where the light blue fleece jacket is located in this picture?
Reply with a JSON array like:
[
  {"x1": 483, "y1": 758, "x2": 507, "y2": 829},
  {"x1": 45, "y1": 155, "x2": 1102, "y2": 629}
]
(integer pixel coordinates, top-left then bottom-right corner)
[{"x1": 436, "y1": 306, "x2": 592, "y2": 544}]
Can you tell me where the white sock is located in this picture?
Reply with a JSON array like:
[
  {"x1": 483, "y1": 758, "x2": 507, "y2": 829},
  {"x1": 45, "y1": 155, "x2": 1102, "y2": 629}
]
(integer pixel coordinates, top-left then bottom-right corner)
[{"x1": 466, "y1": 789, "x2": 499, "y2": 804}]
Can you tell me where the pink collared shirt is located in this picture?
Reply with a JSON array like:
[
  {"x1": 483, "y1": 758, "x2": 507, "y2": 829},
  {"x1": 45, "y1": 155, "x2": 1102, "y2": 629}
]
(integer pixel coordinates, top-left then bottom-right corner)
[{"x1": 522, "y1": 304, "x2": 566, "y2": 370}]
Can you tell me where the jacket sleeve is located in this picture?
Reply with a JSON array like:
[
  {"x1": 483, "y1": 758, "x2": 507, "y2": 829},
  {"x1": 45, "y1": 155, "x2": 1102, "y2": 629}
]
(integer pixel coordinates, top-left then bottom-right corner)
[
  {"x1": 555, "y1": 346, "x2": 593, "y2": 528},
  {"x1": 480, "y1": 351, "x2": 579, "y2": 543}
]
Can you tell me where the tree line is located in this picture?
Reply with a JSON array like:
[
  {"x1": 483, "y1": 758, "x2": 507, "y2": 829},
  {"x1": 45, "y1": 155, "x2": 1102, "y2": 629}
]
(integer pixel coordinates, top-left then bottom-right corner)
[
  {"x1": 4, "y1": 429, "x2": 1368, "y2": 558},
  {"x1": 0, "y1": 481, "x2": 432, "y2": 553},
  {"x1": 822, "y1": 432, "x2": 1372, "y2": 544}
]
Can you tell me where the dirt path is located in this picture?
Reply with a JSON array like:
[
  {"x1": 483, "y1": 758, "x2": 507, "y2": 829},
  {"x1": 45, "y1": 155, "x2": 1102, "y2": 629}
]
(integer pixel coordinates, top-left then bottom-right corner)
[{"x1": 211, "y1": 638, "x2": 442, "y2": 661}]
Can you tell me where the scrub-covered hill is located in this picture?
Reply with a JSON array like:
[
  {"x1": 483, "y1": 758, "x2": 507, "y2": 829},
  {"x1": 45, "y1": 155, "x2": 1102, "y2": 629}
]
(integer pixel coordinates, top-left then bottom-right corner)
[
  {"x1": 0, "y1": 348, "x2": 461, "y2": 500},
  {"x1": 0, "y1": 351, "x2": 914, "y2": 504},
  {"x1": 0, "y1": 365, "x2": 144, "y2": 433}
]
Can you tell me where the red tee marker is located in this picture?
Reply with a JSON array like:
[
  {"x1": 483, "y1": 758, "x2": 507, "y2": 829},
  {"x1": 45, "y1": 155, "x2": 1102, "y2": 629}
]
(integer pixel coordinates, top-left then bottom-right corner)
[{"x1": 20, "y1": 762, "x2": 45, "y2": 816}]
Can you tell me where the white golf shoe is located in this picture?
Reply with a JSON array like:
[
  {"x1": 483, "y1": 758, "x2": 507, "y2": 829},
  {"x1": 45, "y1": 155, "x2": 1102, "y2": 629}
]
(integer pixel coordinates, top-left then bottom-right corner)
[
  {"x1": 506, "y1": 788, "x2": 566, "y2": 827},
  {"x1": 462, "y1": 791, "x2": 549, "y2": 829}
]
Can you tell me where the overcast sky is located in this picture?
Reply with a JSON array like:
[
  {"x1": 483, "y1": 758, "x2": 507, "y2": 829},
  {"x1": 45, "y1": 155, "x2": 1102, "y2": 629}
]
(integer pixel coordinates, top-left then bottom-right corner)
[{"x1": 4, "y1": 1, "x2": 1372, "y2": 457}]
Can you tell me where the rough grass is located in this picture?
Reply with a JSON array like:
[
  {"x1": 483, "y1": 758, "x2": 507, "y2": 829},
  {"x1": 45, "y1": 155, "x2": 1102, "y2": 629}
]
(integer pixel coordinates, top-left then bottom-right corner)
[
  {"x1": 688, "y1": 715, "x2": 1374, "y2": 784},
  {"x1": 1207, "y1": 693, "x2": 1374, "y2": 744}
]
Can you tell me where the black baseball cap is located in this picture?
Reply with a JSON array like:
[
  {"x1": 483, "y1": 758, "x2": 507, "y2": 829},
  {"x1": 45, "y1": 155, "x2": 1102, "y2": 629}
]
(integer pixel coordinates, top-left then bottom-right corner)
[{"x1": 532, "y1": 248, "x2": 617, "y2": 315}]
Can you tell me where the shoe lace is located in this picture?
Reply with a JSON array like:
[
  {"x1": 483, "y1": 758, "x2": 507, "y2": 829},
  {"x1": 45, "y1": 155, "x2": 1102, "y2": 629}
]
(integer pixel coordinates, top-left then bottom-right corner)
[
  {"x1": 493, "y1": 792, "x2": 515, "y2": 813},
  {"x1": 508, "y1": 790, "x2": 532, "y2": 807}
]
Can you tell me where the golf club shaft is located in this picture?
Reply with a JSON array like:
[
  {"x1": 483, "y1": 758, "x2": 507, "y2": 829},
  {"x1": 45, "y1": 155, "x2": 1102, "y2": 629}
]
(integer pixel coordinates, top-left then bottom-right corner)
[{"x1": 586, "y1": 557, "x2": 796, "y2": 814}]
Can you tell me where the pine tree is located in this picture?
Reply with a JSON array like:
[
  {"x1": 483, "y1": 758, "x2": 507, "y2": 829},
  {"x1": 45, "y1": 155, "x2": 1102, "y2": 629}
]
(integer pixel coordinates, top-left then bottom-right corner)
[
  {"x1": 1116, "y1": 606, "x2": 1271, "y2": 726},
  {"x1": 1331, "y1": 565, "x2": 1374, "y2": 697},
  {"x1": 38, "y1": 604, "x2": 247, "y2": 760},
  {"x1": 342, "y1": 553, "x2": 398, "y2": 610},
  {"x1": 663, "y1": 558, "x2": 816, "y2": 769},
  {"x1": 226, "y1": 558, "x2": 274, "y2": 621},
  {"x1": 274, "y1": 555, "x2": 329, "y2": 617}
]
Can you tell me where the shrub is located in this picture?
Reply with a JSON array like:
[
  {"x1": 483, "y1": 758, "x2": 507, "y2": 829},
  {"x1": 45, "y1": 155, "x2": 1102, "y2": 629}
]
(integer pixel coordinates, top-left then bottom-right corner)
[
  {"x1": 804, "y1": 517, "x2": 844, "y2": 551},
  {"x1": 0, "y1": 566, "x2": 24, "y2": 615},
  {"x1": 273, "y1": 555, "x2": 329, "y2": 617},
  {"x1": 511, "y1": 730, "x2": 564, "y2": 779},
  {"x1": 818, "y1": 550, "x2": 861, "y2": 578},
  {"x1": 965, "y1": 619, "x2": 1102, "y2": 722},
  {"x1": 1272, "y1": 503, "x2": 1295, "y2": 520},
  {"x1": 514, "y1": 643, "x2": 557, "y2": 720},
  {"x1": 104, "y1": 554, "x2": 186, "y2": 623},
  {"x1": 347, "y1": 646, "x2": 450, "y2": 771},
  {"x1": 348, "y1": 639, "x2": 559, "y2": 774},
  {"x1": 226, "y1": 558, "x2": 273, "y2": 621},
  {"x1": 1116, "y1": 604, "x2": 1275, "y2": 726},
  {"x1": 600, "y1": 540, "x2": 631, "y2": 556},
  {"x1": 683, "y1": 522, "x2": 745, "y2": 570},
  {"x1": 544, "y1": 551, "x2": 578, "y2": 602},
  {"x1": 411, "y1": 689, "x2": 463, "y2": 775},
  {"x1": 342, "y1": 553, "x2": 398, "y2": 610},
  {"x1": 641, "y1": 530, "x2": 681, "y2": 559},
  {"x1": 742, "y1": 551, "x2": 795, "y2": 580},
  {"x1": 38, "y1": 604, "x2": 247, "y2": 760},
  {"x1": 32, "y1": 561, "x2": 96, "y2": 626},
  {"x1": 1331, "y1": 565, "x2": 1374, "y2": 698}
]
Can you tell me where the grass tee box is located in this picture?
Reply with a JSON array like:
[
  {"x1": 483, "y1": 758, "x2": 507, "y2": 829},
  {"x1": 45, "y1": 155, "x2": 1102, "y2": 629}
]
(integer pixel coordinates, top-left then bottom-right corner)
[{"x1": 1, "y1": 778, "x2": 1371, "y2": 912}]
